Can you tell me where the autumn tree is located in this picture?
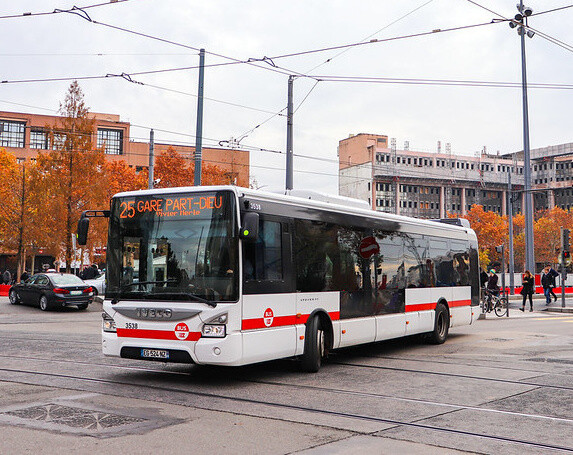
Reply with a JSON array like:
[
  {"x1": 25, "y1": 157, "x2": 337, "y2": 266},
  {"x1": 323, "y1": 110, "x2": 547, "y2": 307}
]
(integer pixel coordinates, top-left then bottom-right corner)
[
  {"x1": 28, "y1": 81, "x2": 107, "y2": 271},
  {"x1": 0, "y1": 148, "x2": 33, "y2": 279},
  {"x1": 105, "y1": 160, "x2": 147, "y2": 198},
  {"x1": 149, "y1": 146, "x2": 235, "y2": 188},
  {"x1": 534, "y1": 207, "x2": 573, "y2": 266},
  {"x1": 459, "y1": 205, "x2": 508, "y2": 269}
]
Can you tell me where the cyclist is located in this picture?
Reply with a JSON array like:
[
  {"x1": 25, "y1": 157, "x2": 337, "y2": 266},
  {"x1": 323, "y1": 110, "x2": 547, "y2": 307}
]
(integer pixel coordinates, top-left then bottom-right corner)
[{"x1": 485, "y1": 269, "x2": 499, "y2": 312}]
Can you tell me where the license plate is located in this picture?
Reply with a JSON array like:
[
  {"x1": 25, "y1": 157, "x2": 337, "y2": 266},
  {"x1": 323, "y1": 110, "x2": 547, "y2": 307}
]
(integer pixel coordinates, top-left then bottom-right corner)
[
  {"x1": 70, "y1": 290, "x2": 82, "y2": 295},
  {"x1": 141, "y1": 349, "x2": 169, "y2": 359}
]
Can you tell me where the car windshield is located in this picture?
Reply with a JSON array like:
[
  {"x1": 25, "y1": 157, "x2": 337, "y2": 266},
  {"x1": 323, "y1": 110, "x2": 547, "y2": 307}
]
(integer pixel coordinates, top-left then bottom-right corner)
[
  {"x1": 50, "y1": 274, "x2": 85, "y2": 286},
  {"x1": 106, "y1": 190, "x2": 238, "y2": 303}
]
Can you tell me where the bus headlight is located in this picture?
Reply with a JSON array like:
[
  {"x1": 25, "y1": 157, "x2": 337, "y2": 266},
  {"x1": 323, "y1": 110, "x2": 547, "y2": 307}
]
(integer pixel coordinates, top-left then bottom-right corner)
[
  {"x1": 202, "y1": 324, "x2": 226, "y2": 338},
  {"x1": 102, "y1": 311, "x2": 116, "y2": 333}
]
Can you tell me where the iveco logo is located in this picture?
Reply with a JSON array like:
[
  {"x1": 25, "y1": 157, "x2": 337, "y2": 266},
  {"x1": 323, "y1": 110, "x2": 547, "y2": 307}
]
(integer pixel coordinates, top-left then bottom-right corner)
[{"x1": 136, "y1": 308, "x2": 173, "y2": 319}]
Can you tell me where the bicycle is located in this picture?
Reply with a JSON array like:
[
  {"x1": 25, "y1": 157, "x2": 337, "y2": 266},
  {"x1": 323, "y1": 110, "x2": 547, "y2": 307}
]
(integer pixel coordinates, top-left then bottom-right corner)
[{"x1": 481, "y1": 288, "x2": 508, "y2": 317}]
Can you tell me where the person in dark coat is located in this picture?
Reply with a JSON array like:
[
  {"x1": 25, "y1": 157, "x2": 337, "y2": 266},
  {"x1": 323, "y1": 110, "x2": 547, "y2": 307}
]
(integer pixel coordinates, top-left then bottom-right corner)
[
  {"x1": 520, "y1": 270, "x2": 535, "y2": 312},
  {"x1": 541, "y1": 266, "x2": 559, "y2": 304},
  {"x1": 3, "y1": 269, "x2": 11, "y2": 285},
  {"x1": 20, "y1": 270, "x2": 30, "y2": 283},
  {"x1": 487, "y1": 269, "x2": 499, "y2": 294}
]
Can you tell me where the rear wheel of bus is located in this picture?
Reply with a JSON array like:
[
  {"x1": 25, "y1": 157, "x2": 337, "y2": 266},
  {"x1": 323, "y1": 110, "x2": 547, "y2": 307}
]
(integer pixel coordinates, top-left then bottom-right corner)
[
  {"x1": 427, "y1": 302, "x2": 449, "y2": 344},
  {"x1": 301, "y1": 315, "x2": 325, "y2": 373}
]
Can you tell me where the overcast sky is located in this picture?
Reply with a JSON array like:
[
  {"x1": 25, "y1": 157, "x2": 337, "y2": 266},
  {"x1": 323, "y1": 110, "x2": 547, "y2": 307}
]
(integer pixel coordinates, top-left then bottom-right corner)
[{"x1": 1, "y1": 0, "x2": 572, "y2": 192}]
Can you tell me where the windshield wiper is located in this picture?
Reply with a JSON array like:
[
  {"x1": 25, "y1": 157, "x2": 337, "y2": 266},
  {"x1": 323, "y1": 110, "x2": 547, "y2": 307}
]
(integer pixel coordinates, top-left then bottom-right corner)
[
  {"x1": 111, "y1": 281, "x2": 217, "y2": 308},
  {"x1": 111, "y1": 280, "x2": 175, "y2": 304},
  {"x1": 144, "y1": 292, "x2": 217, "y2": 308}
]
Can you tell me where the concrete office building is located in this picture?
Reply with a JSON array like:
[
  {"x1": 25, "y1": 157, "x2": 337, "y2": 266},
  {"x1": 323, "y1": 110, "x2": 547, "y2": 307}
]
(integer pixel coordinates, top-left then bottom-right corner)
[{"x1": 339, "y1": 133, "x2": 573, "y2": 218}]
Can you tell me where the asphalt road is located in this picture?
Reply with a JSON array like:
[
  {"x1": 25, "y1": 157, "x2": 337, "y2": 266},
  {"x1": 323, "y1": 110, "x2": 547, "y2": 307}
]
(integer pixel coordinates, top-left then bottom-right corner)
[{"x1": 1, "y1": 296, "x2": 573, "y2": 454}]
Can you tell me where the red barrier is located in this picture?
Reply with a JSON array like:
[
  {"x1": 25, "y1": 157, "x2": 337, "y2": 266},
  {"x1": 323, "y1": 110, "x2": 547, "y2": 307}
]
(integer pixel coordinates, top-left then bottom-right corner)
[
  {"x1": 0, "y1": 285, "x2": 10, "y2": 297},
  {"x1": 508, "y1": 286, "x2": 573, "y2": 295}
]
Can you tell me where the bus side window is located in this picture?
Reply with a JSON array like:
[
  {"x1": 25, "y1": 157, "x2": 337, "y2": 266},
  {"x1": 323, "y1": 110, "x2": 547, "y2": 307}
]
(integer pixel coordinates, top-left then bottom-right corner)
[{"x1": 244, "y1": 219, "x2": 283, "y2": 281}]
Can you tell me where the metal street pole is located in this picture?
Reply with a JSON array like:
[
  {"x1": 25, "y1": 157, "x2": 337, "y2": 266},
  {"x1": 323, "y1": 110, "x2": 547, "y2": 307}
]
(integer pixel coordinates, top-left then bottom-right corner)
[
  {"x1": 286, "y1": 75, "x2": 294, "y2": 190},
  {"x1": 194, "y1": 48, "x2": 205, "y2": 186},
  {"x1": 148, "y1": 129, "x2": 154, "y2": 189},
  {"x1": 518, "y1": 1, "x2": 535, "y2": 272},
  {"x1": 507, "y1": 170, "x2": 515, "y2": 294}
]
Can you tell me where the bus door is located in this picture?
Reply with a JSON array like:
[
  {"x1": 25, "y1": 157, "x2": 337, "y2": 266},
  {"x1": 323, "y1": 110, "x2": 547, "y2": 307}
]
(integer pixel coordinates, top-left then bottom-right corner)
[{"x1": 241, "y1": 216, "x2": 296, "y2": 364}]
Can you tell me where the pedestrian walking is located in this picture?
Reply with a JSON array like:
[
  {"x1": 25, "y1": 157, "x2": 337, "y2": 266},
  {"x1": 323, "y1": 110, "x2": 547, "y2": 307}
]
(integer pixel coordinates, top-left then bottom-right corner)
[
  {"x1": 3, "y1": 269, "x2": 11, "y2": 285},
  {"x1": 520, "y1": 270, "x2": 535, "y2": 312},
  {"x1": 541, "y1": 266, "x2": 559, "y2": 305}
]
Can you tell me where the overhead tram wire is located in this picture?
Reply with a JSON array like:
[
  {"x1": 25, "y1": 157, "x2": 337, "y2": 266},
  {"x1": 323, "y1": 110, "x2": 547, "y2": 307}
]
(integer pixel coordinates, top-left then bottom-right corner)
[
  {"x1": 463, "y1": 1, "x2": 573, "y2": 54},
  {"x1": 307, "y1": 0, "x2": 436, "y2": 75},
  {"x1": 532, "y1": 4, "x2": 573, "y2": 17},
  {"x1": 265, "y1": 20, "x2": 503, "y2": 63},
  {"x1": 525, "y1": 26, "x2": 573, "y2": 54},
  {"x1": 0, "y1": 0, "x2": 130, "y2": 20},
  {"x1": 46, "y1": 7, "x2": 301, "y2": 79},
  {"x1": 290, "y1": 0, "x2": 436, "y2": 116},
  {"x1": 303, "y1": 75, "x2": 573, "y2": 90}
]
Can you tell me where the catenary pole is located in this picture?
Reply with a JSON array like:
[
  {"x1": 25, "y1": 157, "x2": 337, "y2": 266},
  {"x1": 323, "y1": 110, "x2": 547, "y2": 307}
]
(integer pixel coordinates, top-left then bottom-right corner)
[
  {"x1": 194, "y1": 48, "x2": 205, "y2": 186},
  {"x1": 519, "y1": 0, "x2": 535, "y2": 272},
  {"x1": 148, "y1": 129, "x2": 154, "y2": 189},
  {"x1": 508, "y1": 170, "x2": 515, "y2": 294},
  {"x1": 286, "y1": 75, "x2": 294, "y2": 190}
]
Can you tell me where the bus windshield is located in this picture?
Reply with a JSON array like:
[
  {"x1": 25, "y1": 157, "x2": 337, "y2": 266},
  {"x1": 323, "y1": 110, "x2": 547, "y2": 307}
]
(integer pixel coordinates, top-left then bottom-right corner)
[{"x1": 106, "y1": 190, "x2": 238, "y2": 303}]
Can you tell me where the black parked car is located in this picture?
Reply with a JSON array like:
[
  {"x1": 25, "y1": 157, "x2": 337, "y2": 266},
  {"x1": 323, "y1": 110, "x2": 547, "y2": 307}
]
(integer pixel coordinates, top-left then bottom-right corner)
[{"x1": 8, "y1": 273, "x2": 94, "y2": 311}]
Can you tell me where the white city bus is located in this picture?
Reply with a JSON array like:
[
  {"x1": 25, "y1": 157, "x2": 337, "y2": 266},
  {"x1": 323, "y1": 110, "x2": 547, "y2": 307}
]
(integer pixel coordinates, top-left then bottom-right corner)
[{"x1": 78, "y1": 186, "x2": 479, "y2": 372}]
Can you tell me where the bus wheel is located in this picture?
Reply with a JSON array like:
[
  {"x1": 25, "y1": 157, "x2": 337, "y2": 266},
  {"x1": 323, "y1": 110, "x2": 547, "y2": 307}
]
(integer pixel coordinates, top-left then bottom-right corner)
[
  {"x1": 427, "y1": 302, "x2": 449, "y2": 344},
  {"x1": 301, "y1": 316, "x2": 325, "y2": 373}
]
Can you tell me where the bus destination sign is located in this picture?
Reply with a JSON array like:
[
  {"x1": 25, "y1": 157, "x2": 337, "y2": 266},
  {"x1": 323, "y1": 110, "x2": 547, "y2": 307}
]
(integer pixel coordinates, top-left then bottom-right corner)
[{"x1": 119, "y1": 195, "x2": 223, "y2": 219}]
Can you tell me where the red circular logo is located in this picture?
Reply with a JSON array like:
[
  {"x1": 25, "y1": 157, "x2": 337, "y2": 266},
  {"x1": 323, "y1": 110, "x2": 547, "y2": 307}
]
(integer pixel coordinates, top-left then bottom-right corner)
[
  {"x1": 359, "y1": 236, "x2": 380, "y2": 259},
  {"x1": 263, "y1": 308, "x2": 274, "y2": 327},
  {"x1": 175, "y1": 322, "x2": 190, "y2": 340}
]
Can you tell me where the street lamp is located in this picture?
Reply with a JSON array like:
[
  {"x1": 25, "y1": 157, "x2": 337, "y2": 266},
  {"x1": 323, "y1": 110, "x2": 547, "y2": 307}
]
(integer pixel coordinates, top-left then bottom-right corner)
[{"x1": 510, "y1": 2, "x2": 535, "y2": 272}]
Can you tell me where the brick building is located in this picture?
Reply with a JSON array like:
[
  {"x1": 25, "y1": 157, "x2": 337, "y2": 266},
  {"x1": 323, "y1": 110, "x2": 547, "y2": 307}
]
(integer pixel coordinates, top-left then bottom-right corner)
[{"x1": 0, "y1": 110, "x2": 250, "y2": 187}]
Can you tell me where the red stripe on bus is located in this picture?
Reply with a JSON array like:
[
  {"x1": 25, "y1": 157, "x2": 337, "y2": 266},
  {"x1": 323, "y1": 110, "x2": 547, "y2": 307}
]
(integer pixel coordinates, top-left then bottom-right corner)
[
  {"x1": 241, "y1": 311, "x2": 341, "y2": 331},
  {"x1": 405, "y1": 299, "x2": 471, "y2": 312},
  {"x1": 450, "y1": 299, "x2": 472, "y2": 307},
  {"x1": 405, "y1": 303, "x2": 436, "y2": 312},
  {"x1": 117, "y1": 328, "x2": 201, "y2": 341}
]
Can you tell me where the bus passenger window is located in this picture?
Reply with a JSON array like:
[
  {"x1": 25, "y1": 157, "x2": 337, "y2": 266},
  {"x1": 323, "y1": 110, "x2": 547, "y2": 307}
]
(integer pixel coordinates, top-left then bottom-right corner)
[{"x1": 243, "y1": 220, "x2": 283, "y2": 281}]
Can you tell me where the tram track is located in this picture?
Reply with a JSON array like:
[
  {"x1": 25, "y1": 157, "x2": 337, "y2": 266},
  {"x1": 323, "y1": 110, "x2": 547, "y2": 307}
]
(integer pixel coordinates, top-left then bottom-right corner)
[
  {"x1": 0, "y1": 351, "x2": 572, "y2": 392},
  {"x1": 0, "y1": 362, "x2": 572, "y2": 452}
]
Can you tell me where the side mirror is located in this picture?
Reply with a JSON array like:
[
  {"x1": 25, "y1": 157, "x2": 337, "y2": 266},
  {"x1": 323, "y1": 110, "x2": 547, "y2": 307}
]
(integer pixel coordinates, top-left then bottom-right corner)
[
  {"x1": 239, "y1": 212, "x2": 259, "y2": 242},
  {"x1": 77, "y1": 217, "x2": 90, "y2": 246}
]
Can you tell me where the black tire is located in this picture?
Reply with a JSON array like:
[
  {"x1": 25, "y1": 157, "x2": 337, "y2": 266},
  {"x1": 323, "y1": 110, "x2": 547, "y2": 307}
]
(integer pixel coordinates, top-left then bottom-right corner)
[
  {"x1": 39, "y1": 295, "x2": 51, "y2": 311},
  {"x1": 77, "y1": 303, "x2": 89, "y2": 310},
  {"x1": 9, "y1": 289, "x2": 20, "y2": 305},
  {"x1": 427, "y1": 302, "x2": 449, "y2": 344},
  {"x1": 494, "y1": 298, "x2": 508, "y2": 317},
  {"x1": 300, "y1": 315, "x2": 325, "y2": 373}
]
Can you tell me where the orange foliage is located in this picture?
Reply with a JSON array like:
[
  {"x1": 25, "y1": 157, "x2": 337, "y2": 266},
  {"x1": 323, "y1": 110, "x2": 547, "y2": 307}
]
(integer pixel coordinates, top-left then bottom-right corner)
[{"x1": 150, "y1": 146, "x2": 235, "y2": 189}]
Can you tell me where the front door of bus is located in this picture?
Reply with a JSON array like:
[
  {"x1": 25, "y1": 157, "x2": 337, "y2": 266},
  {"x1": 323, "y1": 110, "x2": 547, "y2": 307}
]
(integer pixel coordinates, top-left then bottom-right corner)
[{"x1": 241, "y1": 217, "x2": 296, "y2": 364}]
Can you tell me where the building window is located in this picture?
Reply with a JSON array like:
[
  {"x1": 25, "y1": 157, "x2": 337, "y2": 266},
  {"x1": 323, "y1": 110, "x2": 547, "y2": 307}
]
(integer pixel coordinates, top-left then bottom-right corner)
[
  {"x1": 0, "y1": 120, "x2": 26, "y2": 148},
  {"x1": 97, "y1": 128, "x2": 123, "y2": 155},
  {"x1": 30, "y1": 129, "x2": 49, "y2": 149}
]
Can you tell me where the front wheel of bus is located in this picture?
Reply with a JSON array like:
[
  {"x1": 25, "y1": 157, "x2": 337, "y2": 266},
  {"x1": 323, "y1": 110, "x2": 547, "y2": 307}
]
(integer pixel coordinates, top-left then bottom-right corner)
[
  {"x1": 301, "y1": 316, "x2": 325, "y2": 373},
  {"x1": 427, "y1": 302, "x2": 449, "y2": 344}
]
